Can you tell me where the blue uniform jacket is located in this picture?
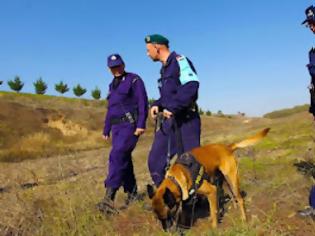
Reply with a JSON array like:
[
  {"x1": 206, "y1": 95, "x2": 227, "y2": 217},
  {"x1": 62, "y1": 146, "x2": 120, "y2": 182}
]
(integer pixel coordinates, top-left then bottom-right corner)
[
  {"x1": 103, "y1": 72, "x2": 148, "y2": 136},
  {"x1": 152, "y1": 51, "x2": 199, "y2": 115}
]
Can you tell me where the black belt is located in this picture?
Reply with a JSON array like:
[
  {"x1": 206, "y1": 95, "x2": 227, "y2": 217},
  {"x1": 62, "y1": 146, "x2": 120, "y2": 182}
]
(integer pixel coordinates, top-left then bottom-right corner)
[{"x1": 110, "y1": 112, "x2": 137, "y2": 125}]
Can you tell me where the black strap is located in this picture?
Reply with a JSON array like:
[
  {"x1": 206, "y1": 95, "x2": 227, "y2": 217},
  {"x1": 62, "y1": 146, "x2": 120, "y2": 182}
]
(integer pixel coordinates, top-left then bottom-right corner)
[
  {"x1": 110, "y1": 112, "x2": 138, "y2": 125},
  {"x1": 110, "y1": 116, "x2": 129, "y2": 125},
  {"x1": 173, "y1": 118, "x2": 184, "y2": 156},
  {"x1": 176, "y1": 152, "x2": 210, "y2": 195},
  {"x1": 165, "y1": 134, "x2": 172, "y2": 171},
  {"x1": 167, "y1": 175, "x2": 182, "y2": 197}
]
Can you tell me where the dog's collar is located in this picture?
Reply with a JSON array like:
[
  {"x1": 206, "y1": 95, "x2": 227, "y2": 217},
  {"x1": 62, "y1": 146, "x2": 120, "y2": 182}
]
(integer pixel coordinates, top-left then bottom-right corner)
[{"x1": 167, "y1": 175, "x2": 183, "y2": 198}]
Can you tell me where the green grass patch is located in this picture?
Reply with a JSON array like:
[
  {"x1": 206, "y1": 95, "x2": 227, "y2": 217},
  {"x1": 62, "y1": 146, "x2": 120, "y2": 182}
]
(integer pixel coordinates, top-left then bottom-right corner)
[{"x1": 263, "y1": 105, "x2": 308, "y2": 119}]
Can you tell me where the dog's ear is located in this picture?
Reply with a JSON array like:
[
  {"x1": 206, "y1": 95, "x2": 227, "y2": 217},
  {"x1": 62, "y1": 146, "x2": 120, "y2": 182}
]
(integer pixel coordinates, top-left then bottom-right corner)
[
  {"x1": 163, "y1": 187, "x2": 176, "y2": 209},
  {"x1": 147, "y1": 184, "x2": 156, "y2": 199}
]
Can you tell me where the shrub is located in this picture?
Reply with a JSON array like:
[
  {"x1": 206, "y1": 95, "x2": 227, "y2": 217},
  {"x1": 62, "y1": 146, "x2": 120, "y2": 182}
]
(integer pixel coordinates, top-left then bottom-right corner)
[
  {"x1": 73, "y1": 84, "x2": 87, "y2": 97},
  {"x1": 148, "y1": 98, "x2": 155, "y2": 107},
  {"x1": 55, "y1": 81, "x2": 69, "y2": 94},
  {"x1": 33, "y1": 77, "x2": 48, "y2": 95},
  {"x1": 91, "y1": 87, "x2": 101, "y2": 100},
  {"x1": 8, "y1": 76, "x2": 24, "y2": 92},
  {"x1": 217, "y1": 110, "x2": 224, "y2": 116}
]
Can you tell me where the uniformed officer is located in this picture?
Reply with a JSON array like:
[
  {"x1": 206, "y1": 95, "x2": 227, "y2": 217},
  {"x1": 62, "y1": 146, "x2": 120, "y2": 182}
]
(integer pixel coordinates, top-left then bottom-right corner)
[
  {"x1": 299, "y1": 5, "x2": 315, "y2": 218},
  {"x1": 144, "y1": 34, "x2": 201, "y2": 186},
  {"x1": 97, "y1": 54, "x2": 148, "y2": 214},
  {"x1": 303, "y1": 5, "x2": 315, "y2": 120}
]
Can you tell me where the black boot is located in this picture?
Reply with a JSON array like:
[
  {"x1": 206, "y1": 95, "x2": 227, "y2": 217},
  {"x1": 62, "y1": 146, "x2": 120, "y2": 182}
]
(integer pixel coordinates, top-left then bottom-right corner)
[
  {"x1": 125, "y1": 186, "x2": 137, "y2": 205},
  {"x1": 298, "y1": 207, "x2": 315, "y2": 218},
  {"x1": 120, "y1": 186, "x2": 145, "y2": 210},
  {"x1": 106, "y1": 187, "x2": 117, "y2": 201},
  {"x1": 96, "y1": 188, "x2": 119, "y2": 215},
  {"x1": 125, "y1": 186, "x2": 145, "y2": 206}
]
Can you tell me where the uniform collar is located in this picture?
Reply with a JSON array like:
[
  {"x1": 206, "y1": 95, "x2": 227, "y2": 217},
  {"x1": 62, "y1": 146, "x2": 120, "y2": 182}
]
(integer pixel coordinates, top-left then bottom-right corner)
[
  {"x1": 113, "y1": 71, "x2": 127, "y2": 80},
  {"x1": 163, "y1": 51, "x2": 177, "y2": 67},
  {"x1": 111, "y1": 72, "x2": 127, "y2": 89}
]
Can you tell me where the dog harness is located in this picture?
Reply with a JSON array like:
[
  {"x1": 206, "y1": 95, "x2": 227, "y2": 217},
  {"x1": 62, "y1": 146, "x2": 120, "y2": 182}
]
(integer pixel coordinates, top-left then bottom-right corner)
[{"x1": 167, "y1": 152, "x2": 210, "y2": 201}]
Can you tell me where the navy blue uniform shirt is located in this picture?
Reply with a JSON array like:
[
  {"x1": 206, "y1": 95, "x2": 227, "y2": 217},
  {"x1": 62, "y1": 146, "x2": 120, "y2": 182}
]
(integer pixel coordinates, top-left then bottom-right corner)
[{"x1": 152, "y1": 51, "x2": 199, "y2": 115}]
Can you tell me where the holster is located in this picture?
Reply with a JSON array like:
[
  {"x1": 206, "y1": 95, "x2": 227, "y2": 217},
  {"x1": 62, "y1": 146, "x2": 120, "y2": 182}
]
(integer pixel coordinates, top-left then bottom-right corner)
[
  {"x1": 155, "y1": 113, "x2": 165, "y2": 132},
  {"x1": 110, "y1": 112, "x2": 138, "y2": 125}
]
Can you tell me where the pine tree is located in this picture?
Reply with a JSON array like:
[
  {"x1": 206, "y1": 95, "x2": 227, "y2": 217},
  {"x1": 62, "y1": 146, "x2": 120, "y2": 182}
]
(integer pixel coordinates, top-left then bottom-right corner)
[
  {"x1": 91, "y1": 87, "x2": 101, "y2": 100},
  {"x1": 7, "y1": 76, "x2": 24, "y2": 93},
  {"x1": 33, "y1": 77, "x2": 47, "y2": 95},
  {"x1": 148, "y1": 98, "x2": 155, "y2": 107},
  {"x1": 55, "y1": 81, "x2": 69, "y2": 94},
  {"x1": 199, "y1": 108, "x2": 204, "y2": 115},
  {"x1": 73, "y1": 84, "x2": 87, "y2": 97},
  {"x1": 0, "y1": 81, "x2": 3, "y2": 85},
  {"x1": 206, "y1": 110, "x2": 212, "y2": 116}
]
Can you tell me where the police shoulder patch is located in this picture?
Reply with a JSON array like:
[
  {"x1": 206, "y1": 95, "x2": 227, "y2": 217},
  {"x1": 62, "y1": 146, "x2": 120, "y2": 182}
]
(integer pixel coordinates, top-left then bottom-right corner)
[
  {"x1": 176, "y1": 55, "x2": 199, "y2": 85},
  {"x1": 132, "y1": 76, "x2": 140, "y2": 84}
]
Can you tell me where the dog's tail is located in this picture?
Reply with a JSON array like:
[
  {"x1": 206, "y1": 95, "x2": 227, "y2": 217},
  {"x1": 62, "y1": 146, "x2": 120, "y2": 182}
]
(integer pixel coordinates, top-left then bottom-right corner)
[{"x1": 229, "y1": 128, "x2": 270, "y2": 152}]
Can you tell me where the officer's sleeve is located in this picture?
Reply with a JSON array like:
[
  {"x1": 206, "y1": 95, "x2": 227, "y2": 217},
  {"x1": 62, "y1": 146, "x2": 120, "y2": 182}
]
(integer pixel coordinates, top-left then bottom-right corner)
[
  {"x1": 310, "y1": 76, "x2": 315, "y2": 116},
  {"x1": 132, "y1": 77, "x2": 149, "y2": 129},
  {"x1": 166, "y1": 81, "x2": 199, "y2": 114},
  {"x1": 308, "y1": 48, "x2": 315, "y2": 77},
  {"x1": 166, "y1": 57, "x2": 199, "y2": 114},
  {"x1": 103, "y1": 108, "x2": 111, "y2": 136},
  {"x1": 103, "y1": 86, "x2": 112, "y2": 136},
  {"x1": 152, "y1": 98, "x2": 162, "y2": 108}
]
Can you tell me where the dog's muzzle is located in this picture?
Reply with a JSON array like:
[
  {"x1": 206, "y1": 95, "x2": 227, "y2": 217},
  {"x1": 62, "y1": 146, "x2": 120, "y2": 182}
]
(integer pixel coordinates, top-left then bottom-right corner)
[
  {"x1": 161, "y1": 213, "x2": 174, "y2": 231},
  {"x1": 161, "y1": 204, "x2": 182, "y2": 231}
]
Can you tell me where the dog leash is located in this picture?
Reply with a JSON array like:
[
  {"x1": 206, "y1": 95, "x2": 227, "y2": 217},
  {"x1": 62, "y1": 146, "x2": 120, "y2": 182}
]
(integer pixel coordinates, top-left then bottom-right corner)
[
  {"x1": 173, "y1": 117, "x2": 184, "y2": 156},
  {"x1": 165, "y1": 117, "x2": 184, "y2": 172},
  {"x1": 165, "y1": 134, "x2": 171, "y2": 171},
  {"x1": 189, "y1": 194, "x2": 198, "y2": 228},
  {"x1": 154, "y1": 112, "x2": 172, "y2": 171},
  {"x1": 174, "y1": 200, "x2": 182, "y2": 229}
]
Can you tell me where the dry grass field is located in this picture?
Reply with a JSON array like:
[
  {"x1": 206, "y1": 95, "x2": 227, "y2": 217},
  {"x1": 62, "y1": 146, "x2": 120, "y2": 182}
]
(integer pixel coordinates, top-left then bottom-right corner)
[{"x1": 0, "y1": 91, "x2": 315, "y2": 235}]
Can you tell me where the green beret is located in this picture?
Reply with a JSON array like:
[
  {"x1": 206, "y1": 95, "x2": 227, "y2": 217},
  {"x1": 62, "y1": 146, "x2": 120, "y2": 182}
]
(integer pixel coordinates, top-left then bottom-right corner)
[{"x1": 145, "y1": 34, "x2": 169, "y2": 46}]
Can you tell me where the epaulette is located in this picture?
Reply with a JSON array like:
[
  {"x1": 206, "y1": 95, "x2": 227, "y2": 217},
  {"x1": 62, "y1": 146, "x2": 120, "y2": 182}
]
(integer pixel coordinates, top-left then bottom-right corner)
[
  {"x1": 176, "y1": 55, "x2": 199, "y2": 85},
  {"x1": 132, "y1": 76, "x2": 140, "y2": 84}
]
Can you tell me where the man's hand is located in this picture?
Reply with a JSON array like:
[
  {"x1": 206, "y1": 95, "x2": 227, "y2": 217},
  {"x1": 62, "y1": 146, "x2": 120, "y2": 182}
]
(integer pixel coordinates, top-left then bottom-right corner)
[
  {"x1": 163, "y1": 109, "x2": 173, "y2": 119},
  {"x1": 102, "y1": 135, "x2": 109, "y2": 141},
  {"x1": 134, "y1": 128, "x2": 145, "y2": 136},
  {"x1": 150, "y1": 106, "x2": 159, "y2": 119}
]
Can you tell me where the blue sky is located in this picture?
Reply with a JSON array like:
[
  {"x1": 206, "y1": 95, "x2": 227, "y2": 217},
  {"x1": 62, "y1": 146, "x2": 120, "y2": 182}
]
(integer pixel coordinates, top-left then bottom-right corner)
[{"x1": 0, "y1": 0, "x2": 314, "y2": 116}]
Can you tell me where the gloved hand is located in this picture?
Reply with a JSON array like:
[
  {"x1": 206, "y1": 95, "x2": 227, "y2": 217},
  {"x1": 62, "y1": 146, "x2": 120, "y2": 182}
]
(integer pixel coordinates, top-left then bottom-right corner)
[{"x1": 307, "y1": 48, "x2": 315, "y2": 76}]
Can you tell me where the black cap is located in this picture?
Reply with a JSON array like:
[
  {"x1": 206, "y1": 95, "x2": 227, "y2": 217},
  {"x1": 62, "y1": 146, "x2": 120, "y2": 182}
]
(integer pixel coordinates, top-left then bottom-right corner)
[
  {"x1": 302, "y1": 5, "x2": 315, "y2": 25},
  {"x1": 107, "y1": 54, "x2": 124, "y2": 68}
]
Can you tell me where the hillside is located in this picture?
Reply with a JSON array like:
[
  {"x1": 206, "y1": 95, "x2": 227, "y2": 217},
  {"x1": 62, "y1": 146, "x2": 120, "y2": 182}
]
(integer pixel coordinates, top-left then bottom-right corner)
[
  {"x1": 0, "y1": 92, "x2": 315, "y2": 235},
  {"x1": 263, "y1": 104, "x2": 309, "y2": 119},
  {"x1": 0, "y1": 91, "x2": 110, "y2": 162}
]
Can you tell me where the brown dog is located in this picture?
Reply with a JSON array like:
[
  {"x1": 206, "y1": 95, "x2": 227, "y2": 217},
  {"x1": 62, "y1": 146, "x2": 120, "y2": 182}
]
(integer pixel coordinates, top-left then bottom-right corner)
[{"x1": 147, "y1": 128, "x2": 270, "y2": 230}]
